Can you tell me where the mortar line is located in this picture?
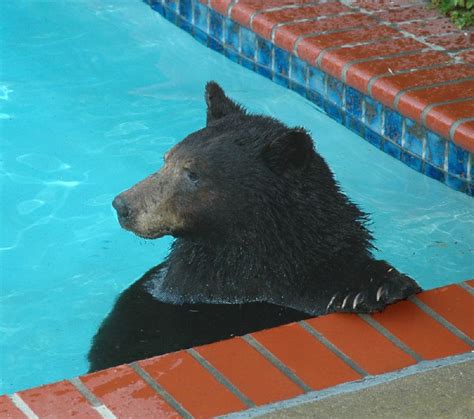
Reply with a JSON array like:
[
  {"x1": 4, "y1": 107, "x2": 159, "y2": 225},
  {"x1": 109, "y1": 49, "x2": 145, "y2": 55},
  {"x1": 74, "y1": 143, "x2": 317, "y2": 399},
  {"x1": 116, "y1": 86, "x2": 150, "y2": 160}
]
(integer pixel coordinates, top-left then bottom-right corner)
[
  {"x1": 242, "y1": 335, "x2": 312, "y2": 393},
  {"x1": 421, "y1": 96, "x2": 474, "y2": 126},
  {"x1": 69, "y1": 377, "x2": 116, "y2": 419},
  {"x1": 393, "y1": 76, "x2": 474, "y2": 109},
  {"x1": 353, "y1": 3, "x2": 442, "y2": 26},
  {"x1": 448, "y1": 117, "x2": 474, "y2": 141},
  {"x1": 367, "y1": 61, "x2": 457, "y2": 96},
  {"x1": 421, "y1": 118, "x2": 427, "y2": 160},
  {"x1": 400, "y1": 110, "x2": 406, "y2": 148},
  {"x1": 270, "y1": 11, "x2": 357, "y2": 42},
  {"x1": 409, "y1": 296, "x2": 474, "y2": 347},
  {"x1": 293, "y1": 23, "x2": 379, "y2": 56},
  {"x1": 299, "y1": 321, "x2": 369, "y2": 377},
  {"x1": 443, "y1": 135, "x2": 449, "y2": 172},
  {"x1": 396, "y1": 16, "x2": 457, "y2": 25},
  {"x1": 341, "y1": 1, "x2": 437, "y2": 15},
  {"x1": 188, "y1": 348, "x2": 256, "y2": 408},
  {"x1": 9, "y1": 394, "x2": 39, "y2": 419},
  {"x1": 468, "y1": 152, "x2": 472, "y2": 182},
  {"x1": 339, "y1": 48, "x2": 433, "y2": 82},
  {"x1": 70, "y1": 377, "x2": 117, "y2": 419},
  {"x1": 129, "y1": 362, "x2": 193, "y2": 418},
  {"x1": 397, "y1": 28, "x2": 474, "y2": 53},
  {"x1": 386, "y1": 28, "x2": 445, "y2": 52},
  {"x1": 249, "y1": 1, "x2": 321, "y2": 29},
  {"x1": 459, "y1": 281, "x2": 474, "y2": 295},
  {"x1": 358, "y1": 314, "x2": 423, "y2": 362},
  {"x1": 227, "y1": 0, "x2": 239, "y2": 18}
]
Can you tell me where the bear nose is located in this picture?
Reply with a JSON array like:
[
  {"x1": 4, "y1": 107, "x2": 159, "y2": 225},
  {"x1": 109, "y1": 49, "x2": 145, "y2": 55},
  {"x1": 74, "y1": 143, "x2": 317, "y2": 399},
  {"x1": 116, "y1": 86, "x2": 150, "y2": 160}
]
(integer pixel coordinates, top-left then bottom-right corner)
[{"x1": 112, "y1": 195, "x2": 131, "y2": 219}]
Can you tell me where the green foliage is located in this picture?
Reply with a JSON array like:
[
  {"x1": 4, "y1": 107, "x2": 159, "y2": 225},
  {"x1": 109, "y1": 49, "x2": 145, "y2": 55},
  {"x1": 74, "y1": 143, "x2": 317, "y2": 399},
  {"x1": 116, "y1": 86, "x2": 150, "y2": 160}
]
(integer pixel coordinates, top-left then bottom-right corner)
[{"x1": 431, "y1": 0, "x2": 474, "y2": 28}]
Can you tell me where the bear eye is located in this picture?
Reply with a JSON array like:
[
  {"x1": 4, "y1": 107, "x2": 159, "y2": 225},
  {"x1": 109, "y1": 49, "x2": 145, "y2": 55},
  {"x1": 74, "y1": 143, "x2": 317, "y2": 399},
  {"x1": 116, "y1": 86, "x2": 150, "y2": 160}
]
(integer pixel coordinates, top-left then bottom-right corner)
[{"x1": 185, "y1": 168, "x2": 199, "y2": 183}]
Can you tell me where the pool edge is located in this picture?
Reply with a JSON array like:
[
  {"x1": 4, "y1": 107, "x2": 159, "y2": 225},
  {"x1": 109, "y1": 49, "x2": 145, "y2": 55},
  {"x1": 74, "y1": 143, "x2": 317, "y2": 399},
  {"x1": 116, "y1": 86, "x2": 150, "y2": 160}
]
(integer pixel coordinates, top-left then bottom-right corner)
[
  {"x1": 146, "y1": 0, "x2": 473, "y2": 195},
  {"x1": 1, "y1": 280, "x2": 473, "y2": 417}
]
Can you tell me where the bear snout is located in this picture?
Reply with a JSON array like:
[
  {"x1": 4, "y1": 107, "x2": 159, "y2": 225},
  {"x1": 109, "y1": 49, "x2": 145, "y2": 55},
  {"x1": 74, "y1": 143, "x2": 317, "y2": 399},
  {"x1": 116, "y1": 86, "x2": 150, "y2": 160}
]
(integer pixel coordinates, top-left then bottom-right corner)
[{"x1": 112, "y1": 195, "x2": 131, "y2": 221}]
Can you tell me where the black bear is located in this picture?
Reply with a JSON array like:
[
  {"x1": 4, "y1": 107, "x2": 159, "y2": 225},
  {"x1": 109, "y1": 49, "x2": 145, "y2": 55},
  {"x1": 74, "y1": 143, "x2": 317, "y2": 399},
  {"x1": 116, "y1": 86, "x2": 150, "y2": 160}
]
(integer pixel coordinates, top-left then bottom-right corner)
[{"x1": 88, "y1": 82, "x2": 421, "y2": 372}]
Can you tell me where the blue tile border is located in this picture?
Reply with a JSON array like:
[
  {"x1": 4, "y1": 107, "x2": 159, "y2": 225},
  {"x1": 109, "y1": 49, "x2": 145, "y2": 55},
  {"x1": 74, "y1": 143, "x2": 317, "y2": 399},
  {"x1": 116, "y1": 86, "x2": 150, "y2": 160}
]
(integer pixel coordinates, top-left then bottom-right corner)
[
  {"x1": 384, "y1": 108, "x2": 403, "y2": 146},
  {"x1": 144, "y1": 0, "x2": 473, "y2": 195},
  {"x1": 426, "y1": 131, "x2": 446, "y2": 169},
  {"x1": 404, "y1": 119, "x2": 425, "y2": 159}
]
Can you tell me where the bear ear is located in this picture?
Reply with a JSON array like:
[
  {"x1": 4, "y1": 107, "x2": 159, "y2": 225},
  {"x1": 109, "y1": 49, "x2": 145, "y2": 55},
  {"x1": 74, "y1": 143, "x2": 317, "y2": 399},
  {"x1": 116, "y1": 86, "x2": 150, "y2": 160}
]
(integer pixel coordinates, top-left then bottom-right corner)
[
  {"x1": 205, "y1": 81, "x2": 245, "y2": 125},
  {"x1": 261, "y1": 129, "x2": 315, "y2": 175}
]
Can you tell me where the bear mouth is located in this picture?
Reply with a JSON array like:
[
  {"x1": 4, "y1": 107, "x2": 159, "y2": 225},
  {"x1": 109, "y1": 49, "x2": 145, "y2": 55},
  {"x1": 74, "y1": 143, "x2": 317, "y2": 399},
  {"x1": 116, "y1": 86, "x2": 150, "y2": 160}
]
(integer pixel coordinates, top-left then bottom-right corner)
[
  {"x1": 133, "y1": 226, "x2": 174, "y2": 240},
  {"x1": 115, "y1": 212, "x2": 177, "y2": 239},
  {"x1": 135, "y1": 231, "x2": 165, "y2": 240},
  {"x1": 116, "y1": 215, "x2": 171, "y2": 239}
]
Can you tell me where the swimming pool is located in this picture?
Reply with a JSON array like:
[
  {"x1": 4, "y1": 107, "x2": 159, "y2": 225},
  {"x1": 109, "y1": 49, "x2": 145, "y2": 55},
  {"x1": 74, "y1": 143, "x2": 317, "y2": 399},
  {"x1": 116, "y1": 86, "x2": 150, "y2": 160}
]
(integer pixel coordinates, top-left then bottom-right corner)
[{"x1": 0, "y1": 0, "x2": 472, "y2": 395}]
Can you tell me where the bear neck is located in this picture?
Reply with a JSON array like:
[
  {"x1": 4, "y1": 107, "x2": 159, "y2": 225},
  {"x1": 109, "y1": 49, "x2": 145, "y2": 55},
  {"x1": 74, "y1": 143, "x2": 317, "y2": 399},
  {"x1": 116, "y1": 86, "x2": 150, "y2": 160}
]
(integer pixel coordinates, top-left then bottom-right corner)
[{"x1": 145, "y1": 197, "x2": 374, "y2": 315}]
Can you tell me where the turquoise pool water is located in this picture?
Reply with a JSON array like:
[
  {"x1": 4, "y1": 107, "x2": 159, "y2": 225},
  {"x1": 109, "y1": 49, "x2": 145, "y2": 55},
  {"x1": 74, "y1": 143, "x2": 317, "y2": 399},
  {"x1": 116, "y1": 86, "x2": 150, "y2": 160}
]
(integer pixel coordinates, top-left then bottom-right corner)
[{"x1": 0, "y1": 0, "x2": 472, "y2": 394}]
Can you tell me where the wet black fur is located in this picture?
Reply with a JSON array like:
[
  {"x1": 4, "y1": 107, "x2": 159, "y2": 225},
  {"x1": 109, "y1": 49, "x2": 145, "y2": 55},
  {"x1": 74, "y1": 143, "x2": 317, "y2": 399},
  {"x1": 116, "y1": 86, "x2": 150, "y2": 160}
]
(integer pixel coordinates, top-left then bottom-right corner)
[{"x1": 88, "y1": 82, "x2": 421, "y2": 372}]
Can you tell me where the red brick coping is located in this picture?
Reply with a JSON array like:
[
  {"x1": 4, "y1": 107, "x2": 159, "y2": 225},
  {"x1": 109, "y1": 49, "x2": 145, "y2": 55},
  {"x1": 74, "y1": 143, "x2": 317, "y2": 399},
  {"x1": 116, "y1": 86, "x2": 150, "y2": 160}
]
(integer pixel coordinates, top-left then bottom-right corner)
[
  {"x1": 145, "y1": 0, "x2": 473, "y2": 194},
  {"x1": 2, "y1": 281, "x2": 473, "y2": 418},
  {"x1": 204, "y1": 0, "x2": 474, "y2": 153}
]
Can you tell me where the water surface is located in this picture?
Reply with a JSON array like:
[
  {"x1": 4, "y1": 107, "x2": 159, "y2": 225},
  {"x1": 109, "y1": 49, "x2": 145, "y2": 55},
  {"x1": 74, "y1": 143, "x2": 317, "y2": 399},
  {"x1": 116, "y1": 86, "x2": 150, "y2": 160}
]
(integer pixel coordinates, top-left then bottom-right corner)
[{"x1": 0, "y1": 0, "x2": 472, "y2": 394}]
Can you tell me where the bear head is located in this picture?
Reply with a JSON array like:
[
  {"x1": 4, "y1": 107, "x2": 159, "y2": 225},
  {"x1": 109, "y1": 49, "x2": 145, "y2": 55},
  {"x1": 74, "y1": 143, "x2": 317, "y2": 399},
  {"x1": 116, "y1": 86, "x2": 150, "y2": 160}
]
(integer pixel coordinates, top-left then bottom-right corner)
[{"x1": 112, "y1": 82, "x2": 320, "y2": 241}]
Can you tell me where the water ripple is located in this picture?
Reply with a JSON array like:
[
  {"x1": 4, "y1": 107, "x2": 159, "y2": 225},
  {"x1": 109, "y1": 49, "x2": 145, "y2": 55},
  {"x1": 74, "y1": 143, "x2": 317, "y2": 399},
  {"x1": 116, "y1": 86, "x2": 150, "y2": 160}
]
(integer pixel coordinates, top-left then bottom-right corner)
[
  {"x1": 0, "y1": 85, "x2": 13, "y2": 101},
  {"x1": 16, "y1": 153, "x2": 71, "y2": 173},
  {"x1": 17, "y1": 199, "x2": 45, "y2": 215}
]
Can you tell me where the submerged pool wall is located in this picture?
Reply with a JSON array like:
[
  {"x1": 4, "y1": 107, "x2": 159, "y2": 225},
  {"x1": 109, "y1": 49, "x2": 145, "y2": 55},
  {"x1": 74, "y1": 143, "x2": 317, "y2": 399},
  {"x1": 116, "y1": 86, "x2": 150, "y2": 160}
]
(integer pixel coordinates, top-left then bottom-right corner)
[{"x1": 145, "y1": 0, "x2": 473, "y2": 196}]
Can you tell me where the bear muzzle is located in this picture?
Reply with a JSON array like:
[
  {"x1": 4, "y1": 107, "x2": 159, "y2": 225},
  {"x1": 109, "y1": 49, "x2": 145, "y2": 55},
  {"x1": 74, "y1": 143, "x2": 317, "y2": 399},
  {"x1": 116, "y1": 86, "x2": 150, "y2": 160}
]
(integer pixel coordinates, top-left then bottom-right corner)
[
  {"x1": 112, "y1": 195, "x2": 131, "y2": 220},
  {"x1": 112, "y1": 194, "x2": 138, "y2": 233},
  {"x1": 112, "y1": 193, "x2": 181, "y2": 239}
]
